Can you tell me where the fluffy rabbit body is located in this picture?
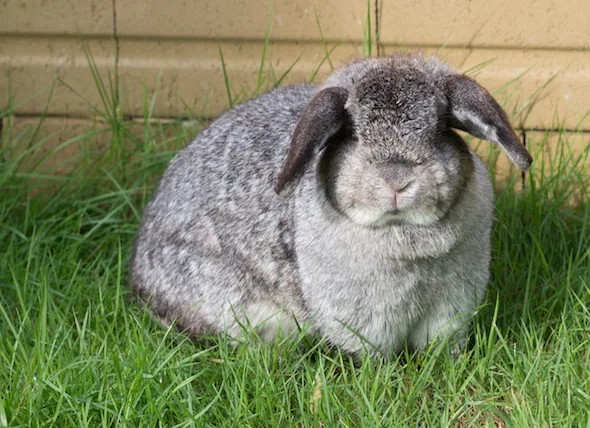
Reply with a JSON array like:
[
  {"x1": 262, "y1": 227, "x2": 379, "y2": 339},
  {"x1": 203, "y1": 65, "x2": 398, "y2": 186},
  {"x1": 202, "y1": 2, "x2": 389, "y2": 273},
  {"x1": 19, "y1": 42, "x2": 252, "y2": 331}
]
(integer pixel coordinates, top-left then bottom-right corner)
[{"x1": 131, "y1": 54, "x2": 532, "y2": 356}]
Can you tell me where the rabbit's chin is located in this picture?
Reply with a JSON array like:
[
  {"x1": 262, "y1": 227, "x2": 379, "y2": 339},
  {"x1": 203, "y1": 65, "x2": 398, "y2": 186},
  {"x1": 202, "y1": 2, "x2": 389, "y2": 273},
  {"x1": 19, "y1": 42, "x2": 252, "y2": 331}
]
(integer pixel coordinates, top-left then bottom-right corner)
[{"x1": 346, "y1": 205, "x2": 444, "y2": 227}]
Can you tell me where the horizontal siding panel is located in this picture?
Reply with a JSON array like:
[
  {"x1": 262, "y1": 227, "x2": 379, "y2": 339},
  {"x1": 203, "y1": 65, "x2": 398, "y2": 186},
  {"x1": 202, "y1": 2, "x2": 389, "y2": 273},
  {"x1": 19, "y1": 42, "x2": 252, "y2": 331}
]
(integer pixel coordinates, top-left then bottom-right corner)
[
  {"x1": 2, "y1": 36, "x2": 589, "y2": 130},
  {"x1": 0, "y1": 0, "x2": 368, "y2": 42},
  {"x1": 3, "y1": 0, "x2": 590, "y2": 49},
  {"x1": 379, "y1": 0, "x2": 590, "y2": 49},
  {"x1": 0, "y1": 36, "x2": 363, "y2": 118},
  {"x1": 116, "y1": 0, "x2": 367, "y2": 41},
  {"x1": 0, "y1": 37, "x2": 117, "y2": 118},
  {"x1": 0, "y1": 0, "x2": 113, "y2": 35}
]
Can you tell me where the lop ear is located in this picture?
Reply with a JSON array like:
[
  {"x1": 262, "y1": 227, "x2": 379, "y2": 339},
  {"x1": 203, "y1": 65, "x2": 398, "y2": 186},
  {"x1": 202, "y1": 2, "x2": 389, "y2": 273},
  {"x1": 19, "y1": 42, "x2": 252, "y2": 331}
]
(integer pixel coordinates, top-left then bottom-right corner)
[
  {"x1": 275, "y1": 87, "x2": 349, "y2": 198},
  {"x1": 443, "y1": 74, "x2": 532, "y2": 171}
]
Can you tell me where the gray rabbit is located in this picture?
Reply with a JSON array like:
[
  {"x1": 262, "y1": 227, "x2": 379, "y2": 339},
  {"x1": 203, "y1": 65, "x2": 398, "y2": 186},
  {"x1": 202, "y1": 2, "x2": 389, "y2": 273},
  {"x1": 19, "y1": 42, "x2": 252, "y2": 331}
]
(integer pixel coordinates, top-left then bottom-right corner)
[{"x1": 131, "y1": 53, "x2": 532, "y2": 357}]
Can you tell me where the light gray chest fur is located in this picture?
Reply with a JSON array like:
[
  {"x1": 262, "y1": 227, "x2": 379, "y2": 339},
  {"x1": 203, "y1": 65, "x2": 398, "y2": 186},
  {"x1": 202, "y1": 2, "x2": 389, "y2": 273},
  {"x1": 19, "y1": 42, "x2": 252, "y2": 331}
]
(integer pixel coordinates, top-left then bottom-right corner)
[{"x1": 292, "y1": 157, "x2": 493, "y2": 355}]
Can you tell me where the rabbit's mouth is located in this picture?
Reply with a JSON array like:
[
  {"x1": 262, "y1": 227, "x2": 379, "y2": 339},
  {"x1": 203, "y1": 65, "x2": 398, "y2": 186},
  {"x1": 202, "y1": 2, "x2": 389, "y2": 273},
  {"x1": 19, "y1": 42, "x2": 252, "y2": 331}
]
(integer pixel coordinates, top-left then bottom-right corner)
[
  {"x1": 382, "y1": 204, "x2": 403, "y2": 217},
  {"x1": 344, "y1": 202, "x2": 444, "y2": 228}
]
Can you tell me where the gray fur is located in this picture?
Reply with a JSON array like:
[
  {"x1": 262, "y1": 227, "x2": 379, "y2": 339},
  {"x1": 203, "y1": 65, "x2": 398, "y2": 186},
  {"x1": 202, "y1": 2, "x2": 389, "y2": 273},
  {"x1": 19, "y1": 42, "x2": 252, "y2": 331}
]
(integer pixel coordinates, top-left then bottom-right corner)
[{"x1": 131, "y1": 53, "x2": 531, "y2": 357}]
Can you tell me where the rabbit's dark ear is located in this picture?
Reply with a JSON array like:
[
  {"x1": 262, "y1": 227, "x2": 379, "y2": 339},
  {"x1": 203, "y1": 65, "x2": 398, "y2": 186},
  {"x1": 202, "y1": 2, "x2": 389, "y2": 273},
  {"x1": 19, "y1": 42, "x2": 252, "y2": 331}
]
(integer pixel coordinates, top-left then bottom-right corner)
[
  {"x1": 275, "y1": 87, "x2": 349, "y2": 198},
  {"x1": 443, "y1": 74, "x2": 532, "y2": 171}
]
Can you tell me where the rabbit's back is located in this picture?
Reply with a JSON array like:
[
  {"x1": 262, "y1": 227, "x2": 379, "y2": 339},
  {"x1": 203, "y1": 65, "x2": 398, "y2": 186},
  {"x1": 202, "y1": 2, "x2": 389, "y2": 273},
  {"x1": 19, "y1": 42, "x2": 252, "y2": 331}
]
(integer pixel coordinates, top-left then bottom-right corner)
[{"x1": 131, "y1": 84, "x2": 317, "y2": 339}]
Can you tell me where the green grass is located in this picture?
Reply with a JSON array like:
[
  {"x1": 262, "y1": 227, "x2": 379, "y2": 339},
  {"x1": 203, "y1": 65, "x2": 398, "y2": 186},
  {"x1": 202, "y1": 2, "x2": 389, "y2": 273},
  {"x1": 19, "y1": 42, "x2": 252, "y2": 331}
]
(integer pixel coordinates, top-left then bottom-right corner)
[{"x1": 2, "y1": 37, "x2": 590, "y2": 427}]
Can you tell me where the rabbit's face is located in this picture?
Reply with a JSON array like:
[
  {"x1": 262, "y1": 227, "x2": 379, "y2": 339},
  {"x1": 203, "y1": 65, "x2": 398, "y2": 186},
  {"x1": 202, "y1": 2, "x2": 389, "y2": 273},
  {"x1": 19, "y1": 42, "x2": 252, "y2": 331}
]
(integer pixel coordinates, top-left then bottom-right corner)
[
  {"x1": 321, "y1": 131, "x2": 471, "y2": 227},
  {"x1": 321, "y1": 69, "x2": 472, "y2": 227},
  {"x1": 275, "y1": 55, "x2": 531, "y2": 214}
]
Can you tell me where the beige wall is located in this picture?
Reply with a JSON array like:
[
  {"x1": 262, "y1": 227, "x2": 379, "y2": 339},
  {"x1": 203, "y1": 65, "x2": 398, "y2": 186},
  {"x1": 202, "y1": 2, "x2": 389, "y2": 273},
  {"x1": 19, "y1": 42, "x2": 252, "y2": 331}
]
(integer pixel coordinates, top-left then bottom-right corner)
[
  {"x1": 1, "y1": 0, "x2": 589, "y2": 174},
  {"x1": 2, "y1": 0, "x2": 589, "y2": 126}
]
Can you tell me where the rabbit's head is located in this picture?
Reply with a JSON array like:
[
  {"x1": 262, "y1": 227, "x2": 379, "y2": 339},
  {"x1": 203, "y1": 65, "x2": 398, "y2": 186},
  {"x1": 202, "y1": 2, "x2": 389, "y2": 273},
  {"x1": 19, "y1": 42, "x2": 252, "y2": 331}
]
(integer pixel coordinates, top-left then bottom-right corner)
[{"x1": 275, "y1": 54, "x2": 532, "y2": 227}]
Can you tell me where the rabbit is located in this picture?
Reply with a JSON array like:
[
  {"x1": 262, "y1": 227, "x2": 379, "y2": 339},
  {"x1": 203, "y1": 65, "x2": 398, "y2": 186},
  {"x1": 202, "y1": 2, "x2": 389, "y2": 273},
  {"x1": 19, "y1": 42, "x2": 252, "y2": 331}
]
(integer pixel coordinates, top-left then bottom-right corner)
[{"x1": 130, "y1": 53, "x2": 532, "y2": 357}]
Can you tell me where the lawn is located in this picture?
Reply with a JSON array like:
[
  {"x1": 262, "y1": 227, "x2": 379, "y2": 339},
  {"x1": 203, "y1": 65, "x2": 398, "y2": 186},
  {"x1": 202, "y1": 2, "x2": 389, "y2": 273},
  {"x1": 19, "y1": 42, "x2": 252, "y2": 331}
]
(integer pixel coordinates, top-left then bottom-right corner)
[{"x1": 1, "y1": 51, "x2": 589, "y2": 426}]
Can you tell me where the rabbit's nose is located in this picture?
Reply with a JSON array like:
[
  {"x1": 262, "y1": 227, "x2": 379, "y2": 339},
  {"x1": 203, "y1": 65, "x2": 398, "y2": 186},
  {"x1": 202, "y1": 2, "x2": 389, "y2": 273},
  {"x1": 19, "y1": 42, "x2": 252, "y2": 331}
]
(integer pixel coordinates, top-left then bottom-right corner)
[
  {"x1": 386, "y1": 188, "x2": 402, "y2": 213},
  {"x1": 385, "y1": 179, "x2": 415, "y2": 212}
]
